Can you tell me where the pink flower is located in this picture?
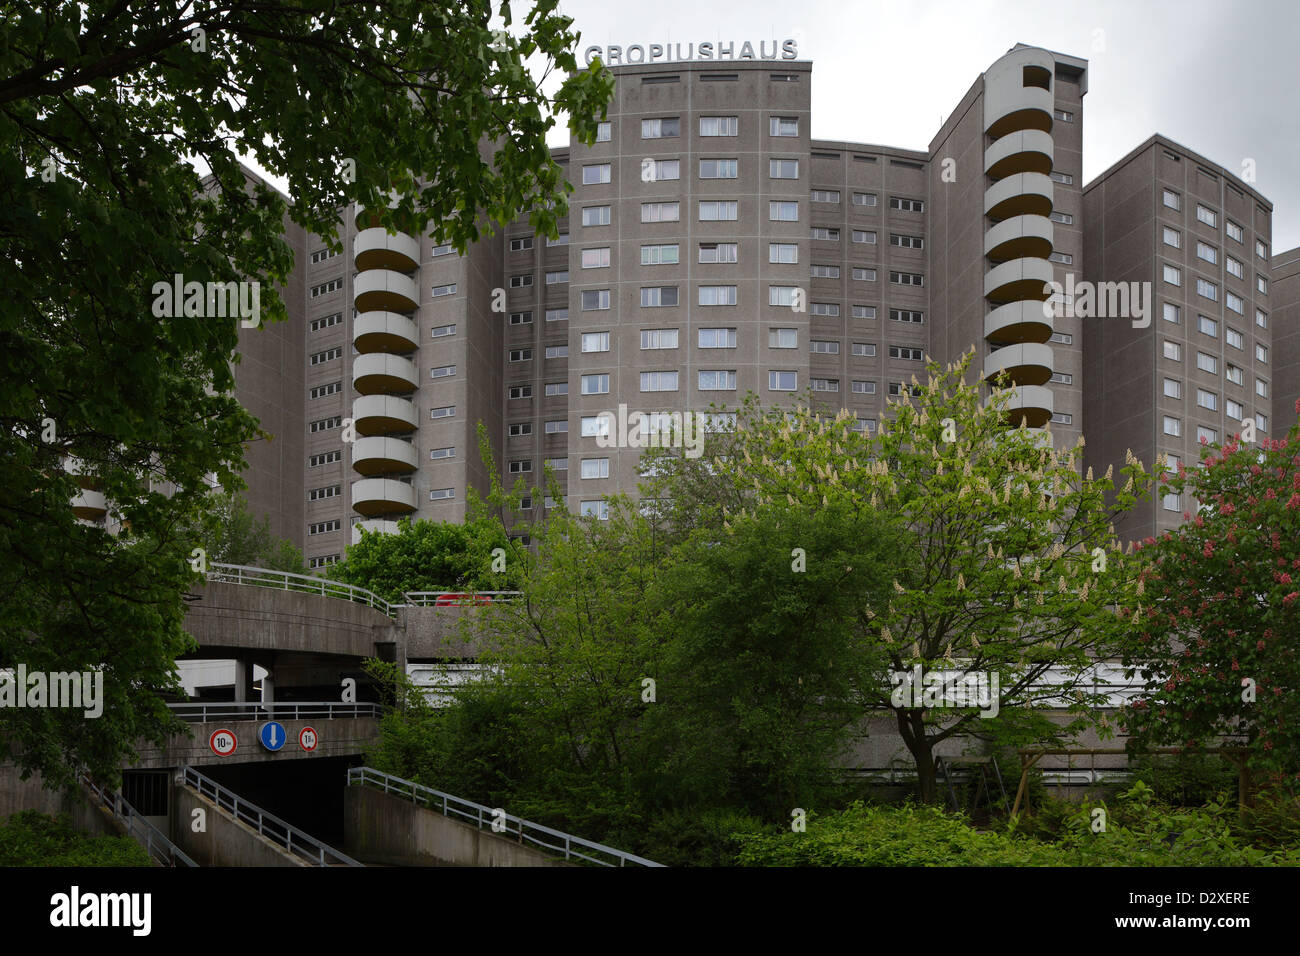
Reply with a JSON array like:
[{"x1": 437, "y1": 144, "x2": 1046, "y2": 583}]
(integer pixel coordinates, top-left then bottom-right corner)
[
  {"x1": 1280, "y1": 573, "x2": 1293, "y2": 585},
  {"x1": 1289, "y1": 493, "x2": 1300, "y2": 510},
  {"x1": 1222, "y1": 502, "x2": 1236, "y2": 515},
  {"x1": 1284, "y1": 592, "x2": 1300, "y2": 607},
  {"x1": 1258, "y1": 640, "x2": 1267, "y2": 651}
]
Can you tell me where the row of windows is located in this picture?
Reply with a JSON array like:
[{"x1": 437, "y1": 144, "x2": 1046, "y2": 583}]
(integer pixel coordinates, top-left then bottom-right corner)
[
  {"x1": 310, "y1": 347, "x2": 341, "y2": 365},
  {"x1": 309, "y1": 520, "x2": 341, "y2": 535},
  {"x1": 1162, "y1": 189, "x2": 1269, "y2": 258},
  {"x1": 573, "y1": 243, "x2": 916, "y2": 270},
  {"x1": 580, "y1": 201, "x2": 922, "y2": 226},
  {"x1": 310, "y1": 312, "x2": 342, "y2": 332},
  {"x1": 308, "y1": 554, "x2": 340, "y2": 569},
  {"x1": 1159, "y1": 303, "x2": 1269, "y2": 360},
  {"x1": 308, "y1": 484, "x2": 340, "y2": 501},
  {"x1": 309, "y1": 248, "x2": 339, "y2": 265},
  {"x1": 309, "y1": 450, "x2": 342, "y2": 467},
  {"x1": 593, "y1": 115, "x2": 802, "y2": 140},
  {"x1": 1160, "y1": 339, "x2": 1270, "y2": 395},
  {"x1": 310, "y1": 278, "x2": 342, "y2": 298},
  {"x1": 576, "y1": 281, "x2": 921, "y2": 312},
  {"x1": 507, "y1": 310, "x2": 570, "y2": 324},
  {"x1": 309, "y1": 381, "x2": 341, "y2": 400}
]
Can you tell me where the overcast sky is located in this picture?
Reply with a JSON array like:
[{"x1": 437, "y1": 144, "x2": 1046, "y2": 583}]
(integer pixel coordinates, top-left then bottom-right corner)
[{"x1": 546, "y1": 0, "x2": 1300, "y2": 251}]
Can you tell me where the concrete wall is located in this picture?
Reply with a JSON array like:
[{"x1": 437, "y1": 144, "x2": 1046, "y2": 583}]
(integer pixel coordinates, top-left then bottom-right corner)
[
  {"x1": 0, "y1": 766, "x2": 124, "y2": 840},
  {"x1": 171, "y1": 781, "x2": 308, "y2": 867},
  {"x1": 129, "y1": 716, "x2": 379, "y2": 769},
  {"x1": 343, "y1": 785, "x2": 569, "y2": 867},
  {"x1": 1273, "y1": 246, "x2": 1300, "y2": 432}
]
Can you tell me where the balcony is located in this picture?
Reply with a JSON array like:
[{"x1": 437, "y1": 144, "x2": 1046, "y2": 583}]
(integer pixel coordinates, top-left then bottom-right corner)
[
  {"x1": 984, "y1": 214, "x2": 1053, "y2": 262},
  {"x1": 352, "y1": 518, "x2": 402, "y2": 543},
  {"x1": 984, "y1": 257, "x2": 1054, "y2": 304},
  {"x1": 984, "y1": 342, "x2": 1054, "y2": 388},
  {"x1": 352, "y1": 353, "x2": 418, "y2": 395},
  {"x1": 353, "y1": 269, "x2": 418, "y2": 314},
  {"x1": 354, "y1": 311, "x2": 419, "y2": 353},
  {"x1": 352, "y1": 394, "x2": 417, "y2": 436},
  {"x1": 351, "y1": 436, "x2": 419, "y2": 476},
  {"x1": 985, "y1": 300, "x2": 1054, "y2": 344},
  {"x1": 984, "y1": 129, "x2": 1055, "y2": 179},
  {"x1": 354, "y1": 227, "x2": 420, "y2": 272},
  {"x1": 982, "y1": 48, "x2": 1056, "y2": 139},
  {"x1": 351, "y1": 478, "x2": 417, "y2": 518},
  {"x1": 71, "y1": 488, "x2": 108, "y2": 521},
  {"x1": 989, "y1": 384, "x2": 1054, "y2": 429},
  {"x1": 984, "y1": 172, "x2": 1054, "y2": 221}
]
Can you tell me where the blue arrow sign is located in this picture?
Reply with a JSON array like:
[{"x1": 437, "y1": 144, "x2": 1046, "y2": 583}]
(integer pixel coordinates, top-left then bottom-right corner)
[{"x1": 259, "y1": 721, "x2": 286, "y2": 752}]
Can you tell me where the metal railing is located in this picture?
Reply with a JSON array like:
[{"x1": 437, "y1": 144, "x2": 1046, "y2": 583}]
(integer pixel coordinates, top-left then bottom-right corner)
[
  {"x1": 82, "y1": 777, "x2": 197, "y2": 868},
  {"x1": 402, "y1": 591, "x2": 521, "y2": 606},
  {"x1": 206, "y1": 563, "x2": 398, "y2": 617},
  {"x1": 348, "y1": 766, "x2": 663, "y2": 867},
  {"x1": 167, "y1": 700, "x2": 382, "y2": 722},
  {"x1": 180, "y1": 765, "x2": 362, "y2": 867}
]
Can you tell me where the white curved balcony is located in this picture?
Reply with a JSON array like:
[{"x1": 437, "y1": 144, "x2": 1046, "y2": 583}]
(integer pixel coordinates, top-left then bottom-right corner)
[
  {"x1": 985, "y1": 129, "x2": 1055, "y2": 179},
  {"x1": 354, "y1": 227, "x2": 420, "y2": 272},
  {"x1": 354, "y1": 310, "x2": 418, "y2": 353},
  {"x1": 352, "y1": 353, "x2": 417, "y2": 395},
  {"x1": 988, "y1": 384, "x2": 1054, "y2": 429},
  {"x1": 985, "y1": 257, "x2": 1054, "y2": 304},
  {"x1": 353, "y1": 269, "x2": 418, "y2": 313},
  {"x1": 352, "y1": 518, "x2": 402, "y2": 543},
  {"x1": 351, "y1": 478, "x2": 417, "y2": 518},
  {"x1": 351, "y1": 436, "x2": 418, "y2": 476},
  {"x1": 984, "y1": 172, "x2": 1054, "y2": 221},
  {"x1": 983, "y1": 47, "x2": 1056, "y2": 139},
  {"x1": 984, "y1": 342, "x2": 1054, "y2": 388},
  {"x1": 985, "y1": 300, "x2": 1055, "y2": 344},
  {"x1": 984, "y1": 214, "x2": 1053, "y2": 262},
  {"x1": 352, "y1": 394, "x2": 417, "y2": 436},
  {"x1": 71, "y1": 488, "x2": 107, "y2": 521}
]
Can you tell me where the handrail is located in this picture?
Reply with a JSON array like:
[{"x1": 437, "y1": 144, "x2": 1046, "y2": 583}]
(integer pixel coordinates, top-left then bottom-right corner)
[
  {"x1": 402, "y1": 591, "x2": 521, "y2": 606},
  {"x1": 205, "y1": 563, "x2": 398, "y2": 617},
  {"x1": 180, "y1": 765, "x2": 362, "y2": 867},
  {"x1": 347, "y1": 766, "x2": 663, "y2": 868},
  {"x1": 82, "y1": 777, "x2": 197, "y2": 868},
  {"x1": 167, "y1": 701, "x2": 382, "y2": 722}
]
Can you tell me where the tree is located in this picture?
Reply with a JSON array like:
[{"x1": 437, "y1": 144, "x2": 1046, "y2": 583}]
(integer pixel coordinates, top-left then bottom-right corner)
[
  {"x1": 1120, "y1": 409, "x2": 1300, "y2": 787},
  {"x1": 645, "y1": 351, "x2": 1152, "y2": 803},
  {"x1": 185, "y1": 490, "x2": 306, "y2": 573},
  {"x1": 0, "y1": 0, "x2": 611, "y2": 787}
]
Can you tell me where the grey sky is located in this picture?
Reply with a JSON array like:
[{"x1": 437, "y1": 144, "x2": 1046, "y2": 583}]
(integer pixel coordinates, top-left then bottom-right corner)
[{"x1": 548, "y1": 0, "x2": 1300, "y2": 251}]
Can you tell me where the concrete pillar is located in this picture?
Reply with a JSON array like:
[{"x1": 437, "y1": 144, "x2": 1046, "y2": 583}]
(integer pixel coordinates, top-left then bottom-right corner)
[{"x1": 233, "y1": 658, "x2": 253, "y2": 703}]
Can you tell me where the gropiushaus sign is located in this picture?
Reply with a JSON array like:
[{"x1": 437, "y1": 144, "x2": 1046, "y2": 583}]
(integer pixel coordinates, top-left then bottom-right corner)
[{"x1": 584, "y1": 39, "x2": 799, "y2": 66}]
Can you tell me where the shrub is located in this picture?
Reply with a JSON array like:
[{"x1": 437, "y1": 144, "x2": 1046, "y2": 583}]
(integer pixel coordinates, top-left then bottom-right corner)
[{"x1": 0, "y1": 811, "x2": 152, "y2": 867}]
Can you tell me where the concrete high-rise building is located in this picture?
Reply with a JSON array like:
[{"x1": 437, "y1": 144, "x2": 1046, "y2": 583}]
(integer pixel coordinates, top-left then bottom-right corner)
[
  {"x1": 1273, "y1": 246, "x2": 1300, "y2": 432},
  {"x1": 222, "y1": 43, "x2": 1287, "y2": 568}
]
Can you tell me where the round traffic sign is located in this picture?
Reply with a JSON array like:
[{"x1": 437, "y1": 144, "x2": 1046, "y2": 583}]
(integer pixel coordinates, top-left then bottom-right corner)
[
  {"x1": 209, "y1": 729, "x2": 237, "y2": 756},
  {"x1": 299, "y1": 726, "x2": 319, "y2": 752},
  {"x1": 259, "y1": 721, "x2": 287, "y2": 752}
]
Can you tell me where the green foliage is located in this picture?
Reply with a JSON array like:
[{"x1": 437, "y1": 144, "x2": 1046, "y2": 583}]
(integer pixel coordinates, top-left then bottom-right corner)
[
  {"x1": 186, "y1": 491, "x2": 308, "y2": 573},
  {"x1": 1, "y1": 0, "x2": 611, "y2": 788},
  {"x1": 624, "y1": 808, "x2": 772, "y2": 867},
  {"x1": 1130, "y1": 753, "x2": 1238, "y2": 806},
  {"x1": 0, "y1": 811, "x2": 152, "y2": 867}
]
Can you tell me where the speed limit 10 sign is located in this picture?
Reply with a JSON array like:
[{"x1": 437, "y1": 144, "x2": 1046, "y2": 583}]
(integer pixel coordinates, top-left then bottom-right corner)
[{"x1": 209, "y1": 728, "x2": 237, "y2": 756}]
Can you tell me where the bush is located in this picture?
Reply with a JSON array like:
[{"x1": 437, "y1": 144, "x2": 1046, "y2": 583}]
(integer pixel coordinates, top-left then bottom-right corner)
[
  {"x1": 0, "y1": 811, "x2": 152, "y2": 867},
  {"x1": 1130, "y1": 753, "x2": 1237, "y2": 806},
  {"x1": 626, "y1": 808, "x2": 771, "y2": 867}
]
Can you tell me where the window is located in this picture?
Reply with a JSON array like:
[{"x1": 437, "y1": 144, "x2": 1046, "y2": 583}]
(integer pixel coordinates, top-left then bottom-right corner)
[
  {"x1": 430, "y1": 405, "x2": 455, "y2": 419},
  {"x1": 1196, "y1": 388, "x2": 1218, "y2": 411},
  {"x1": 1163, "y1": 265, "x2": 1181, "y2": 286},
  {"x1": 811, "y1": 339, "x2": 840, "y2": 353},
  {"x1": 508, "y1": 459, "x2": 533, "y2": 474},
  {"x1": 641, "y1": 329, "x2": 679, "y2": 350},
  {"x1": 645, "y1": 159, "x2": 680, "y2": 181},
  {"x1": 1163, "y1": 340, "x2": 1181, "y2": 361},
  {"x1": 811, "y1": 189, "x2": 841, "y2": 203},
  {"x1": 508, "y1": 311, "x2": 532, "y2": 326},
  {"x1": 546, "y1": 308, "x2": 569, "y2": 322},
  {"x1": 641, "y1": 201, "x2": 680, "y2": 223},
  {"x1": 1196, "y1": 241, "x2": 1218, "y2": 264},
  {"x1": 545, "y1": 420, "x2": 567, "y2": 434},
  {"x1": 1198, "y1": 315, "x2": 1217, "y2": 336},
  {"x1": 851, "y1": 230, "x2": 877, "y2": 244},
  {"x1": 1226, "y1": 399, "x2": 1245, "y2": 420},
  {"x1": 1256, "y1": 344, "x2": 1268, "y2": 364},
  {"x1": 1226, "y1": 327, "x2": 1243, "y2": 349},
  {"x1": 698, "y1": 328, "x2": 737, "y2": 348},
  {"x1": 430, "y1": 282, "x2": 458, "y2": 299},
  {"x1": 888, "y1": 382, "x2": 921, "y2": 397},
  {"x1": 852, "y1": 305, "x2": 877, "y2": 319},
  {"x1": 595, "y1": 121, "x2": 611, "y2": 142},
  {"x1": 309, "y1": 520, "x2": 341, "y2": 535},
  {"x1": 545, "y1": 345, "x2": 569, "y2": 359},
  {"x1": 508, "y1": 422, "x2": 533, "y2": 437},
  {"x1": 1163, "y1": 302, "x2": 1180, "y2": 324},
  {"x1": 310, "y1": 279, "x2": 342, "y2": 298},
  {"x1": 1257, "y1": 309, "x2": 1268, "y2": 329},
  {"x1": 1256, "y1": 239, "x2": 1269, "y2": 259},
  {"x1": 1197, "y1": 426, "x2": 1217, "y2": 445},
  {"x1": 853, "y1": 268, "x2": 877, "y2": 282},
  {"x1": 582, "y1": 164, "x2": 611, "y2": 185},
  {"x1": 582, "y1": 205, "x2": 611, "y2": 227},
  {"x1": 1162, "y1": 493, "x2": 1181, "y2": 512},
  {"x1": 698, "y1": 370, "x2": 737, "y2": 390},
  {"x1": 1227, "y1": 220, "x2": 1243, "y2": 242},
  {"x1": 310, "y1": 347, "x2": 341, "y2": 365},
  {"x1": 890, "y1": 346, "x2": 924, "y2": 361},
  {"x1": 580, "y1": 501, "x2": 609, "y2": 520},
  {"x1": 852, "y1": 192, "x2": 877, "y2": 207},
  {"x1": 429, "y1": 446, "x2": 455, "y2": 460},
  {"x1": 1050, "y1": 332, "x2": 1073, "y2": 344},
  {"x1": 1051, "y1": 413, "x2": 1073, "y2": 425},
  {"x1": 641, "y1": 286, "x2": 679, "y2": 307},
  {"x1": 508, "y1": 274, "x2": 532, "y2": 289},
  {"x1": 770, "y1": 116, "x2": 799, "y2": 137},
  {"x1": 1049, "y1": 211, "x2": 1074, "y2": 224},
  {"x1": 546, "y1": 233, "x2": 569, "y2": 247},
  {"x1": 696, "y1": 240, "x2": 738, "y2": 264},
  {"x1": 309, "y1": 382, "x2": 341, "y2": 399},
  {"x1": 1050, "y1": 372, "x2": 1073, "y2": 384},
  {"x1": 1049, "y1": 171, "x2": 1074, "y2": 184},
  {"x1": 700, "y1": 159, "x2": 739, "y2": 179},
  {"x1": 890, "y1": 233, "x2": 925, "y2": 249},
  {"x1": 890, "y1": 271, "x2": 924, "y2": 286},
  {"x1": 811, "y1": 378, "x2": 839, "y2": 392},
  {"x1": 1226, "y1": 364, "x2": 1243, "y2": 385},
  {"x1": 581, "y1": 458, "x2": 610, "y2": 479},
  {"x1": 1196, "y1": 352, "x2": 1217, "y2": 373},
  {"x1": 581, "y1": 290, "x2": 610, "y2": 311},
  {"x1": 852, "y1": 380, "x2": 876, "y2": 394},
  {"x1": 1163, "y1": 416, "x2": 1181, "y2": 437},
  {"x1": 545, "y1": 382, "x2": 568, "y2": 396},
  {"x1": 769, "y1": 328, "x2": 797, "y2": 349},
  {"x1": 431, "y1": 242, "x2": 454, "y2": 257},
  {"x1": 429, "y1": 488, "x2": 455, "y2": 501},
  {"x1": 641, "y1": 117, "x2": 680, "y2": 138},
  {"x1": 769, "y1": 159, "x2": 799, "y2": 179},
  {"x1": 769, "y1": 201, "x2": 799, "y2": 221},
  {"x1": 852, "y1": 342, "x2": 876, "y2": 357},
  {"x1": 309, "y1": 248, "x2": 339, "y2": 264},
  {"x1": 698, "y1": 286, "x2": 738, "y2": 306},
  {"x1": 506, "y1": 350, "x2": 530, "y2": 363},
  {"x1": 640, "y1": 371, "x2": 678, "y2": 392},
  {"x1": 810, "y1": 303, "x2": 839, "y2": 317},
  {"x1": 810, "y1": 227, "x2": 839, "y2": 241},
  {"x1": 811, "y1": 264, "x2": 840, "y2": 278},
  {"x1": 699, "y1": 116, "x2": 739, "y2": 136},
  {"x1": 769, "y1": 243, "x2": 798, "y2": 264},
  {"x1": 545, "y1": 270, "x2": 569, "y2": 285},
  {"x1": 310, "y1": 312, "x2": 342, "y2": 332},
  {"x1": 1197, "y1": 278, "x2": 1218, "y2": 302},
  {"x1": 1258, "y1": 274, "x2": 1269, "y2": 294},
  {"x1": 1162, "y1": 189, "x2": 1181, "y2": 211},
  {"x1": 580, "y1": 374, "x2": 609, "y2": 395},
  {"x1": 1257, "y1": 378, "x2": 1269, "y2": 398},
  {"x1": 1163, "y1": 227, "x2": 1181, "y2": 248},
  {"x1": 641, "y1": 243, "x2": 679, "y2": 265},
  {"x1": 700, "y1": 200, "x2": 738, "y2": 221},
  {"x1": 582, "y1": 248, "x2": 610, "y2": 269},
  {"x1": 1054, "y1": 108, "x2": 1074, "y2": 122},
  {"x1": 309, "y1": 451, "x2": 342, "y2": 467},
  {"x1": 308, "y1": 555, "x2": 340, "y2": 570},
  {"x1": 581, "y1": 332, "x2": 610, "y2": 353},
  {"x1": 1227, "y1": 256, "x2": 1244, "y2": 279},
  {"x1": 1256, "y1": 413, "x2": 1269, "y2": 432},
  {"x1": 509, "y1": 237, "x2": 534, "y2": 252},
  {"x1": 890, "y1": 309, "x2": 924, "y2": 324},
  {"x1": 1195, "y1": 204, "x2": 1217, "y2": 227},
  {"x1": 768, "y1": 370, "x2": 797, "y2": 391}
]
